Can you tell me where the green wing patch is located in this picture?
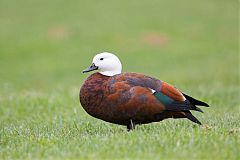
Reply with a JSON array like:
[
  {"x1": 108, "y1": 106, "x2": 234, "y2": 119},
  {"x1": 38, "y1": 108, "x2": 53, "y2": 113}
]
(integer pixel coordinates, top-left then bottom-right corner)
[{"x1": 153, "y1": 92, "x2": 174, "y2": 106}]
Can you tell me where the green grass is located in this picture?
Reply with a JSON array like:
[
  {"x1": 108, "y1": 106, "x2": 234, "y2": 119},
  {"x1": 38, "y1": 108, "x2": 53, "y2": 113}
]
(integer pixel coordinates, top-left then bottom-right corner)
[{"x1": 0, "y1": 0, "x2": 239, "y2": 159}]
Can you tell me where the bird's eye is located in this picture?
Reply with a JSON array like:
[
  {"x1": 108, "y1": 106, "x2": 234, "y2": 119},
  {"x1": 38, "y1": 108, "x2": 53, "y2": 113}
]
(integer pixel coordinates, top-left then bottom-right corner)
[{"x1": 100, "y1": 58, "x2": 104, "y2": 60}]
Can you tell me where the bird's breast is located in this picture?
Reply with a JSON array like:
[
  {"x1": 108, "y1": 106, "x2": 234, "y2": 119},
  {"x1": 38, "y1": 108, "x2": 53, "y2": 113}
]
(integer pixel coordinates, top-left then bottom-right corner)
[{"x1": 80, "y1": 73, "x2": 108, "y2": 116}]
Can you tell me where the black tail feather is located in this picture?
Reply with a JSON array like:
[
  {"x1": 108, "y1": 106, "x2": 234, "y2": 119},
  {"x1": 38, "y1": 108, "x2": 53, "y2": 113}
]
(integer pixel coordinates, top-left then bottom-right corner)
[
  {"x1": 166, "y1": 102, "x2": 203, "y2": 113},
  {"x1": 184, "y1": 111, "x2": 202, "y2": 125},
  {"x1": 193, "y1": 106, "x2": 204, "y2": 113},
  {"x1": 182, "y1": 93, "x2": 209, "y2": 107}
]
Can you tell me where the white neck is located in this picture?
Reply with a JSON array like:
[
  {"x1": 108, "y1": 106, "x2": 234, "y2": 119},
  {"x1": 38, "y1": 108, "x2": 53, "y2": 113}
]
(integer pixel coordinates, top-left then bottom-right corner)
[{"x1": 100, "y1": 70, "x2": 121, "y2": 76}]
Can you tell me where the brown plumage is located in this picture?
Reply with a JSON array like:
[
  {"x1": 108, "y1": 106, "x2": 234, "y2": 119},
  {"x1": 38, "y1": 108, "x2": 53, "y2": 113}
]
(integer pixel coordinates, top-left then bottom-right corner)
[{"x1": 80, "y1": 52, "x2": 209, "y2": 131}]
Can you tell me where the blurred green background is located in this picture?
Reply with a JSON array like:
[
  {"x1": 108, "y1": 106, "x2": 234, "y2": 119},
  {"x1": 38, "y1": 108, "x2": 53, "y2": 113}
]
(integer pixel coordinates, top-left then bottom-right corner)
[
  {"x1": 0, "y1": 0, "x2": 238, "y2": 89},
  {"x1": 0, "y1": 0, "x2": 239, "y2": 159}
]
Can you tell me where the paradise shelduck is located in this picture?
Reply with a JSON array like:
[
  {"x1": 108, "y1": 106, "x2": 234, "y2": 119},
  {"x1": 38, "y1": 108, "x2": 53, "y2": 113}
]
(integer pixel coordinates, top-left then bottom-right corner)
[{"x1": 80, "y1": 52, "x2": 209, "y2": 131}]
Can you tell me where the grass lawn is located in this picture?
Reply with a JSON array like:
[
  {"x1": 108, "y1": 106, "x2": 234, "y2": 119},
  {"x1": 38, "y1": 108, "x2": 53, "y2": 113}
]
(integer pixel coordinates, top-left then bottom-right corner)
[{"x1": 0, "y1": 0, "x2": 239, "y2": 159}]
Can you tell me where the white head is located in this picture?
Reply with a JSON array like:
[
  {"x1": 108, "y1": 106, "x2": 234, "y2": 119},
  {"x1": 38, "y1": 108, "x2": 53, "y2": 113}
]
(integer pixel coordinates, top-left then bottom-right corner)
[{"x1": 83, "y1": 52, "x2": 122, "y2": 76}]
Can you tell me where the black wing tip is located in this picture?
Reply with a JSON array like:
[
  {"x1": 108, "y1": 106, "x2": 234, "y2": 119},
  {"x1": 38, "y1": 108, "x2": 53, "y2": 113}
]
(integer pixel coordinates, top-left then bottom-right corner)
[
  {"x1": 204, "y1": 103, "x2": 210, "y2": 107},
  {"x1": 196, "y1": 101, "x2": 210, "y2": 107},
  {"x1": 182, "y1": 93, "x2": 210, "y2": 107},
  {"x1": 199, "y1": 101, "x2": 210, "y2": 107}
]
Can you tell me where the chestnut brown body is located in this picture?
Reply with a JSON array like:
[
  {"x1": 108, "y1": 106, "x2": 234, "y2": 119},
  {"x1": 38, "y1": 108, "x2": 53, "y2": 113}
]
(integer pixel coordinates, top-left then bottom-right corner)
[{"x1": 80, "y1": 72, "x2": 209, "y2": 130}]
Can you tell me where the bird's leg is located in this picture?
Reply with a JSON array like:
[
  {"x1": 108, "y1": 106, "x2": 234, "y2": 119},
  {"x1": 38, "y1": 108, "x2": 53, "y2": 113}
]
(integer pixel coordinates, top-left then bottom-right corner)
[{"x1": 127, "y1": 119, "x2": 135, "y2": 131}]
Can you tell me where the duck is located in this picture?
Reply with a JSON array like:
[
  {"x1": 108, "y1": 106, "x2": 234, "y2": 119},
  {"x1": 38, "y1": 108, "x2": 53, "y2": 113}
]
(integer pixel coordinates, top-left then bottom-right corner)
[{"x1": 80, "y1": 52, "x2": 209, "y2": 131}]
